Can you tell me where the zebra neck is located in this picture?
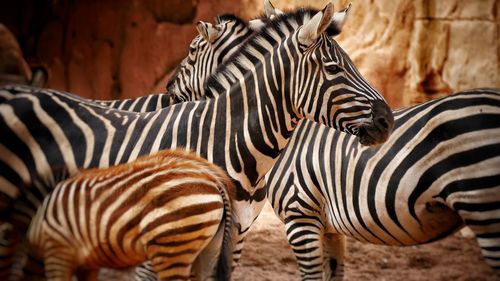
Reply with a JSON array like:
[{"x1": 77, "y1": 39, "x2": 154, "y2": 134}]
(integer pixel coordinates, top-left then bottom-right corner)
[
  {"x1": 190, "y1": 73, "x2": 298, "y2": 191},
  {"x1": 203, "y1": 39, "x2": 299, "y2": 145}
]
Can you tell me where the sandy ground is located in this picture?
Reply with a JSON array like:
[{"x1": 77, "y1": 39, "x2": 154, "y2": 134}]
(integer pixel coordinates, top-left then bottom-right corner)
[{"x1": 232, "y1": 203, "x2": 499, "y2": 281}]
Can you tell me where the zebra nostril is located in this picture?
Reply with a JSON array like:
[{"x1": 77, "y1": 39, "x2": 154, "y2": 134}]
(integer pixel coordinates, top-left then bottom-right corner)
[
  {"x1": 370, "y1": 100, "x2": 395, "y2": 133},
  {"x1": 376, "y1": 117, "x2": 390, "y2": 130}
]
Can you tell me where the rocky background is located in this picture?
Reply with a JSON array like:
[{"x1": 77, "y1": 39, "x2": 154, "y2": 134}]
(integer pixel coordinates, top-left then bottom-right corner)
[{"x1": 1, "y1": 0, "x2": 498, "y2": 107}]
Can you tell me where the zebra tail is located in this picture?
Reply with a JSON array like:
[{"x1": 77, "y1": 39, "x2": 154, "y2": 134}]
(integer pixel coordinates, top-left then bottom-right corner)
[{"x1": 214, "y1": 182, "x2": 233, "y2": 281}]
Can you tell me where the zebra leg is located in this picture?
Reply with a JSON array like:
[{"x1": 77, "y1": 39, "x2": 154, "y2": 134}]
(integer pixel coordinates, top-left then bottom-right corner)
[
  {"x1": 442, "y1": 179, "x2": 500, "y2": 274},
  {"x1": 75, "y1": 269, "x2": 98, "y2": 281},
  {"x1": 131, "y1": 262, "x2": 157, "y2": 281},
  {"x1": 284, "y1": 216, "x2": 325, "y2": 280},
  {"x1": 191, "y1": 226, "x2": 224, "y2": 281},
  {"x1": 43, "y1": 257, "x2": 75, "y2": 281},
  {"x1": 461, "y1": 212, "x2": 500, "y2": 273},
  {"x1": 322, "y1": 233, "x2": 345, "y2": 281},
  {"x1": 0, "y1": 222, "x2": 22, "y2": 280},
  {"x1": 145, "y1": 223, "x2": 222, "y2": 280},
  {"x1": 146, "y1": 247, "x2": 194, "y2": 281},
  {"x1": 42, "y1": 240, "x2": 77, "y2": 281},
  {"x1": 229, "y1": 192, "x2": 268, "y2": 269},
  {"x1": 20, "y1": 250, "x2": 45, "y2": 281},
  {"x1": 0, "y1": 235, "x2": 15, "y2": 279}
]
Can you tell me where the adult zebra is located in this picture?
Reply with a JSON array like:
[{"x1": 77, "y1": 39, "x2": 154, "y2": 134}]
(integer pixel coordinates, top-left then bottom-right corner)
[
  {"x1": 265, "y1": 88, "x2": 500, "y2": 280},
  {"x1": 0, "y1": 3, "x2": 393, "y2": 279}
]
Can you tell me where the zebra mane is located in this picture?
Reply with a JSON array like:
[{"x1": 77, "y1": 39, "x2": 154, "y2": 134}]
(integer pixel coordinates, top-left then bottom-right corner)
[
  {"x1": 216, "y1": 13, "x2": 247, "y2": 27},
  {"x1": 250, "y1": 6, "x2": 341, "y2": 36},
  {"x1": 203, "y1": 8, "x2": 339, "y2": 99}
]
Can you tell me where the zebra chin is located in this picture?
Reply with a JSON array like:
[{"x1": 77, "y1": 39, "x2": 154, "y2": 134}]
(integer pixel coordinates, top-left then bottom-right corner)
[{"x1": 357, "y1": 100, "x2": 394, "y2": 146}]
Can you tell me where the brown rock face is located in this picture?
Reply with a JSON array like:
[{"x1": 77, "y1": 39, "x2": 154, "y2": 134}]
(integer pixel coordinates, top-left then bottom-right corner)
[{"x1": 0, "y1": 0, "x2": 498, "y2": 107}]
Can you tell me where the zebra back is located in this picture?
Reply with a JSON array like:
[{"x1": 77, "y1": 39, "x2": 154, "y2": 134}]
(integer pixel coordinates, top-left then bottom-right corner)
[{"x1": 94, "y1": 93, "x2": 173, "y2": 112}]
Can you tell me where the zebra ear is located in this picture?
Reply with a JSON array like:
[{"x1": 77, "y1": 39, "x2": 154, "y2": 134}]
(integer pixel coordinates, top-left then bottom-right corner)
[
  {"x1": 329, "y1": 2, "x2": 352, "y2": 36},
  {"x1": 196, "y1": 21, "x2": 221, "y2": 44},
  {"x1": 298, "y1": 2, "x2": 334, "y2": 47},
  {"x1": 264, "y1": 0, "x2": 283, "y2": 18}
]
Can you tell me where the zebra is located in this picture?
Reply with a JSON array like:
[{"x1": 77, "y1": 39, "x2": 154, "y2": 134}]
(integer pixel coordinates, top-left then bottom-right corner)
[
  {"x1": 0, "y1": 12, "x2": 263, "y2": 280},
  {"x1": 264, "y1": 88, "x2": 500, "y2": 280},
  {"x1": 0, "y1": 3, "x2": 394, "y2": 279},
  {"x1": 26, "y1": 149, "x2": 235, "y2": 281}
]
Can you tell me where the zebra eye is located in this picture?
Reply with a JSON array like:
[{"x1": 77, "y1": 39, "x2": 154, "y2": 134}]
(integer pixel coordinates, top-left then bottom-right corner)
[
  {"x1": 323, "y1": 58, "x2": 341, "y2": 74},
  {"x1": 325, "y1": 63, "x2": 340, "y2": 74},
  {"x1": 325, "y1": 64, "x2": 337, "y2": 73}
]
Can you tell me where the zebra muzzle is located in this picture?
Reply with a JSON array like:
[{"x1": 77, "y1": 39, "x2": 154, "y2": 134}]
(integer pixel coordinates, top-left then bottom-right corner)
[{"x1": 358, "y1": 100, "x2": 394, "y2": 146}]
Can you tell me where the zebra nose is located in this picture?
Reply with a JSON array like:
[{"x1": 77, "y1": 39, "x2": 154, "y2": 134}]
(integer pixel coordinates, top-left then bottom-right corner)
[
  {"x1": 376, "y1": 116, "x2": 390, "y2": 130},
  {"x1": 357, "y1": 100, "x2": 394, "y2": 146},
  {"x1": 371, "y1": 100, "x2": 394, "y2": 133}
]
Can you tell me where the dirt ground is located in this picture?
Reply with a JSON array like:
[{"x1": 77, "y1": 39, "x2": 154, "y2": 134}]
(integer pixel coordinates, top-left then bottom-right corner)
[
  {"x1": 232, "y1": 203, "x2": 499, "y2": 281},
  {"x1": 101, "y1": 202, "x2": 498, "y2": 281}
]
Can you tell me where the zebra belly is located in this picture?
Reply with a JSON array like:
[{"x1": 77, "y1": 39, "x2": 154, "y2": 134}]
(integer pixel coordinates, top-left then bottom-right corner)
[{"x1": 324, "y1": 196, "x2": 463, "y2": 246}]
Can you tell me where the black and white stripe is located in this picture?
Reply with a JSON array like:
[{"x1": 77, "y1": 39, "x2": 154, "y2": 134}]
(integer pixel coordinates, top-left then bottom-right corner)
[
  {"x1": 94, "y1": 93, "x2": 173, "y2": 112},
  {"x1": 266, "y1": 89, "x2": 500, "y2": 280},
  {"x1": 167, "y1": 14, "x2": 258, "y2": 103}
]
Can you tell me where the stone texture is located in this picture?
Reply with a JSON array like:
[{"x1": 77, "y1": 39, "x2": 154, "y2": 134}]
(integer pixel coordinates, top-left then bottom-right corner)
[
  {"x1": 0, "y1": 0, "x2": 498, "y2": 107},
  {"x1": 415, "y1": 0, "x2": 497, "y2": 20},
  {"x1": 407, "y1": 0, "x2": 499, "y2": 104}
]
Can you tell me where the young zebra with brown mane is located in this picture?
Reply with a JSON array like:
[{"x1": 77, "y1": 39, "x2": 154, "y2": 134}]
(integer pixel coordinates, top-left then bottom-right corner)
[{"x1": 25, "y1": 149, "x2": 235, "y2": 281}]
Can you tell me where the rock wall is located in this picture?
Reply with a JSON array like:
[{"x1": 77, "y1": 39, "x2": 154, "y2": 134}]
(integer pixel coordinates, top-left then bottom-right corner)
[
  {"x1": 408, "y1": 0, "x2": 499, "y2": 105},
  {"x1": 0, "y1": 0, "x2": 498, "y2": 107}
]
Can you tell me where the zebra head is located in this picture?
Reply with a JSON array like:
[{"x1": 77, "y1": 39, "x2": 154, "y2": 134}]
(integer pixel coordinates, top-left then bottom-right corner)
[
  {"x1": 166, "y1": 15, "x2": 256, "y2": 103},
  {"x1": 291, "y1": 3, "x2": 394, "y2": 145}
]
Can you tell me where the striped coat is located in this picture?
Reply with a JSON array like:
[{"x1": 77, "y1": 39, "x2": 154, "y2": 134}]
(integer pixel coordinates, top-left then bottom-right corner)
[
  {"x1": 265, "y1": 89, "x2": 500, "y2": 279},
  {"x1": 27, "y1": 149, "x2": 235, "y2": 281}
]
